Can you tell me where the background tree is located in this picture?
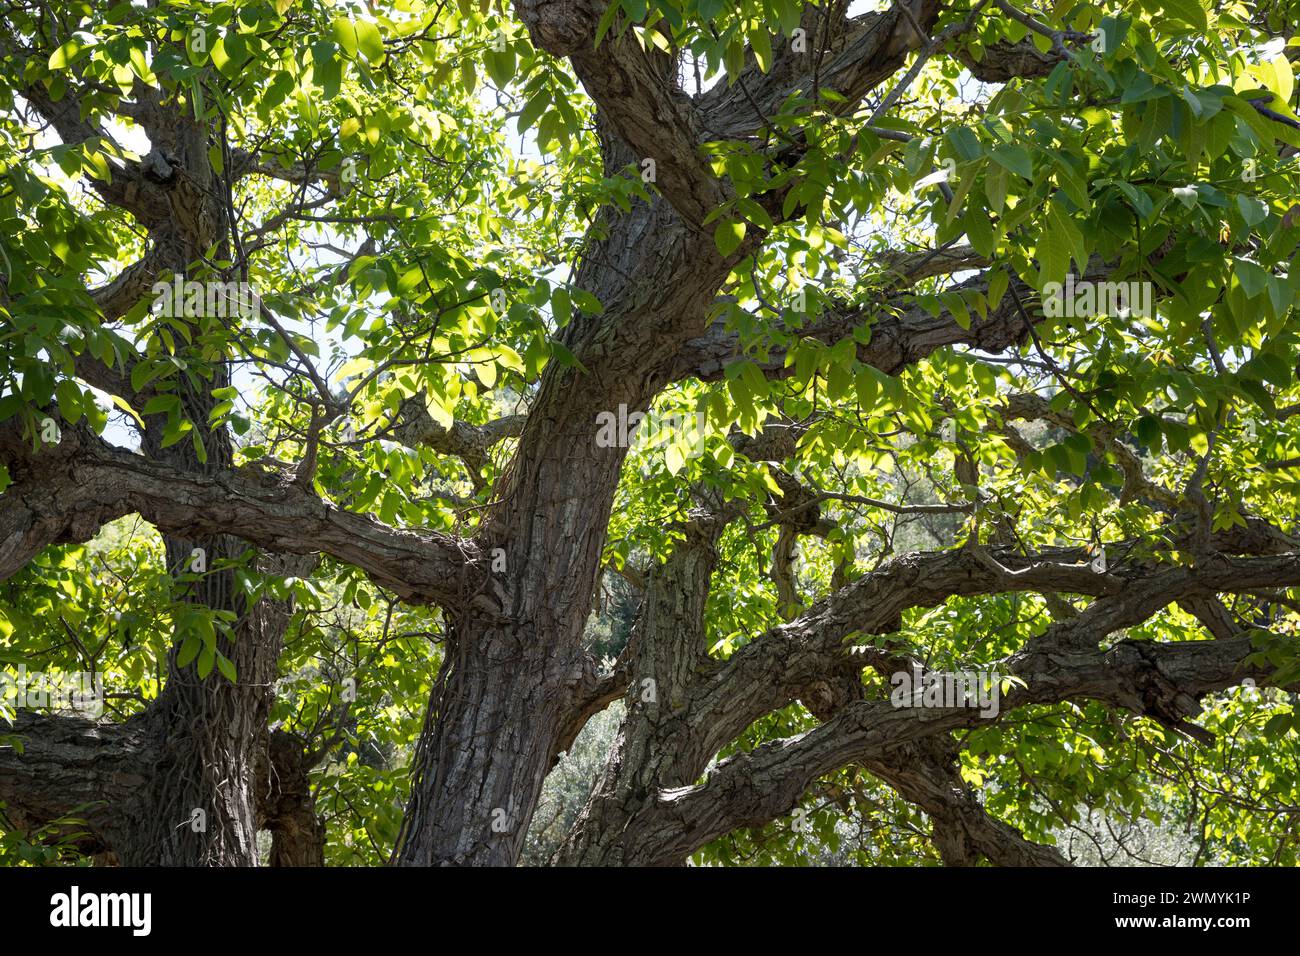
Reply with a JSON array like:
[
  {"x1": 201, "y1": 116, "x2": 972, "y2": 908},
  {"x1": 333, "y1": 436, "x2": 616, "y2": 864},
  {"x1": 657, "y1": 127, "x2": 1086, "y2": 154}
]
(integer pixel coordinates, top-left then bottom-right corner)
[{"x1": 1, "y1": 0, "x2": 1299, "y2": 867}]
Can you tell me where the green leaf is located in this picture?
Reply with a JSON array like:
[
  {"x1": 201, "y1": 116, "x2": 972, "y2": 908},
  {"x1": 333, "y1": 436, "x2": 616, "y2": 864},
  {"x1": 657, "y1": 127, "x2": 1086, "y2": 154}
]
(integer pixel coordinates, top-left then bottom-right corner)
[
  {"x1": 572, "y1": 289, "x2": 604, "y2": 314},
  {"x1": 1115, "y1": 181, "x2": 1154, "y2": 219},
  {"x1": 984, "y1": 162, "x2": 1008, "y2": 214},
  {"x1": 485, "y1": 47, "x2": 516, "y2": 87},
  {"x1": 987, "y1": 267, "x2": 1009, "y2": 306},
  {"x1": 946, "y1": 127, "x2": 983, "y2": 162},
  {"x1": 197, "y1": 643, "x2": 215, "y2": 679},
  {"x1": 714, "y1": 219, "x2": 745, "y2": 257},
  {"x1": 595, "y1": 0, "x2": 622, "y2": 46},
  {"x1": 55, "y1": 380, "x2": 83, "y2": 426},
  {"x1": 1236, "y1": 194, "x2": 1267, "y2": 227},
  {"x1": 1047, "y1": 202, "x2": 1088, "y2": 274},
  {"x1": 991, "y1": 143, "x2": 1033, "y2": 180},
  {"x1": 551, "y1": 287, "x2": 572, "y2": 327},
  {"x1": 1155, "y1": 0, "x2": 1207, "y2": 31},
  {"x1": 313, "y1": 42, "x2": 342, "y2": 99},
  {"x1": 517, "y1": 90, "x2": 550, "y2": 133},
  {"x1": 855, "y1": 367, "x2": 880, "y2": 410},
  {"x1": 142, "y1": 394, "x2": 180, "y2": 417},
  {"x1": 176, "y1": 633, "x2": 201, "y2": 668},
  {"x1": 548, "y1": 339, "x2": 588, "y2": 373},
  {"x1": 964, "y1": 206, "x2": 995, "y2": 257},
  {"x1": 332, "y1": 18, "x2": 359, "y2": 58},
  {"x1": 48, "y1": 37, "x2": 89, "y2": 71},
  {"x1": 940, "y1": 291, "x2": 971, "y2": 330},
  {"x1": 355, "y1": 20, "x2": 384, "y2": 62},
  {"x1": 1036, "y1": 223, "x2": 1069, "y2": 289},
  {"x1": 1263, "y1": 713, "x2": 1293, "y2": 739},
  {"x1": 216, "y1": 653, "x2": 237, "y2": 683},
  {"x1": 1234, "y1": 259, "x2": 1269, "y2": 298},
  {"x1": 749, "y1": 26, "x2": 772, "y2": 73}
]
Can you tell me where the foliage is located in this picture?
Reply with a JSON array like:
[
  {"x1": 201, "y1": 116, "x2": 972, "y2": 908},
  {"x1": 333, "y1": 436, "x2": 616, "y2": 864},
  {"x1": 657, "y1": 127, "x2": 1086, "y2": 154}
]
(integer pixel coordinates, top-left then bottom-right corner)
[{"x1": 2, "y1": 0, "x2": 1299, "y2": 866}]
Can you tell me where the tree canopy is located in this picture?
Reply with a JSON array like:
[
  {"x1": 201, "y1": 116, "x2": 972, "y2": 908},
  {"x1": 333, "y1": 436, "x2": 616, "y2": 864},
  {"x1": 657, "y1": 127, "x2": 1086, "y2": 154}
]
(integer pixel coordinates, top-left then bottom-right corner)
[{"x1": 1, "y1": 0, "x2": 1299, "y2": 867}]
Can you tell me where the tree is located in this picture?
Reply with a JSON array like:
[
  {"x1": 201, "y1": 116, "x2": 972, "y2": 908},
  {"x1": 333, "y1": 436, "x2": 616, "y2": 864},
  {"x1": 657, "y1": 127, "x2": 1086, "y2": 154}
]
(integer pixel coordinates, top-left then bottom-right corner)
[{"x1": 1, "y1": 0, "x2": 1299, "y2": 867}]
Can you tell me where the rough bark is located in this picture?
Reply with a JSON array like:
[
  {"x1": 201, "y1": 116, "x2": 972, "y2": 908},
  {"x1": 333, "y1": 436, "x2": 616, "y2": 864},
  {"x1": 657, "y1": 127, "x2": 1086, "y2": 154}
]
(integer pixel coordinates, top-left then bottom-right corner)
[
  {"x1": 0, "y1": 73, "x2": 328, "y2": 865},
  {"x1": 395, "y1": 181, "x2": 737, "y2": 866},
  {"x1": 388, "y1": 0, "x2": 958, "y2": 867},
  {"x1": 258, "y1": 731, "x2": 327, "y2": 867},
  {"x1": 1, "y1": 711, "x2": 324, "y2": 866},
  {"x1": 5, "y1": 0, "x2": 1299, "y2": 870},
  {"x1": 556, "y1": 511, "x2": 729, "y2": 865},
  {"x1": 0, "y1": 421, "x2": 475, "y2": 604}
]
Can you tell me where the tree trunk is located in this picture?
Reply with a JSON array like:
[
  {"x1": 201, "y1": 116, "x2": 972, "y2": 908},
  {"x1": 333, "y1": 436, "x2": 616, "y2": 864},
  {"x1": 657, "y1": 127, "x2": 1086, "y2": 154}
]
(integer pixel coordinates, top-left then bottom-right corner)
[
  {"x1": 394, "y1": 365, "x2": 627, "y2": 865},
  {"x1": 395, "y1": 162, "x2": 737, "y2": 862},
  {"x1": 395, "y1": 636, "x2": 574, "y2": 865},
  {"x1": 259, "y1": 730, "x2": 327, "y2": 867},
  {"x1": 556, "y1": 516, "x2": 725, "y2": 866}
]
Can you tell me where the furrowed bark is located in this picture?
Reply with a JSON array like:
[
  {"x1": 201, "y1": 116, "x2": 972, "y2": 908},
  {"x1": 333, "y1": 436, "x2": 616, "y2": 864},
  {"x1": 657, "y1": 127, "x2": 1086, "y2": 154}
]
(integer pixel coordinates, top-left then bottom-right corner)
[
  {"x1": 861, "y1": 738, "x2": 1068, "y2": 866},
  {"x1": 257, "y1": 730, "x2": 326, "y2": 867},
  {"x1": 582, "y1": 550, "x2": 1300, "y2": 865},
  {"x1": 0, "y1": 421, "x2": 477, "y2": 605},
  {"x1": 393, "y1": 0, "x2": 964, "y2": 866},
  {"x1": 515, "y1": 0, "x2": 725, "y2": 227},
  {"x1": 395, "y1": 200, "x2": 735, "y2": 865},
  {"x1": 1, "y1": 712, "x2": 325, "y2": 865},
  {"x1": 0, "y1": 711, "x2": 149, "y2": 856},
  {"x1": 556, "y1": 510, "x2": 729, "y2": 865}
]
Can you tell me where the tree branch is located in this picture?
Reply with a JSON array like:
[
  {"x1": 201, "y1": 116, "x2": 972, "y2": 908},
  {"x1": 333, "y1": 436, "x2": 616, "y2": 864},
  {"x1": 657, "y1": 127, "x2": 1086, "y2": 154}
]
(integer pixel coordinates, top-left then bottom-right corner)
[
  {"x1": 515, "y1": 0, "x2": 725, "y2": 228},
  {"x1": 623, "y1": 591, "x2": 1298, "y2": 864},
  {"x1": 0, "y1": 422, "x2": 481, "y2": 606}
]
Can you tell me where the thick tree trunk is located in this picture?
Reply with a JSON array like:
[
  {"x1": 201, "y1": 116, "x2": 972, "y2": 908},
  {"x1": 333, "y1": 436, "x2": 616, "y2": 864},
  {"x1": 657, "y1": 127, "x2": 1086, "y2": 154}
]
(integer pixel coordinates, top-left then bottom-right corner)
[
  {"x1": 395, "y1": 636, "x2": 576, "y2": 865},
  {"x1": 259, "y1": 730, "x2": 327, "y2": 867},
  {"x1": 117, "y1": 542, "x2": 273, "y2": 866},
  {"x1": 0, "y1": 401, "x2": 320, "y2": 863},
  {"x1": 9, "y1": 541, "x2": 305, "y2": 867},
  {"x1": 394, "y1": 169, "x2": 730, "y2": 860},
  {"x1": 394, "y1": 363, "x2": 626, "y2": 864},
  {"x1": 0, "y1": 709, "x2": 324, "y2": 866},
  {"x1": 556, "y1": 517, "x2": 725, "y2": 866},
  {"x1": 107, "y1": 334, "x2": 264, "y2": 864}
]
